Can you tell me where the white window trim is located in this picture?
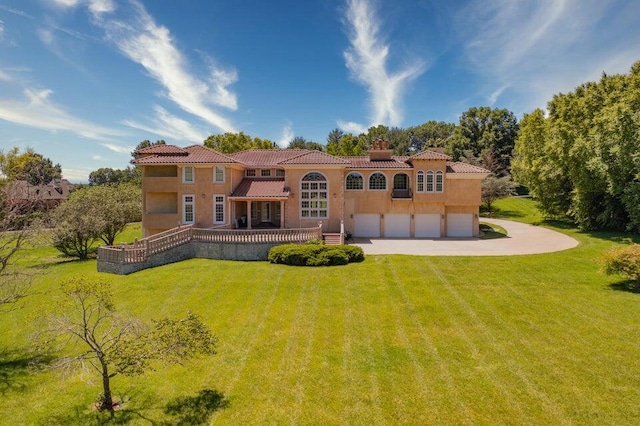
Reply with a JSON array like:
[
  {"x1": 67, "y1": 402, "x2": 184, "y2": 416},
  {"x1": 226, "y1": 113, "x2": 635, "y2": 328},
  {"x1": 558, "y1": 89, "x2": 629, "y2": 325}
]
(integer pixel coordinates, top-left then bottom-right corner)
[
  {"x1": 436, "y1": 170, "x2": 444, "y2": 192},
  {"x1": 276, "y1": 169, "x2": 285, "y2": 177},
  {"x1": 426, "y1": 171, "x2": 434, "y2": 193},
  {"x1": 417, "y1": 171, "x2": 425, "y2": 193},
  {"x1": 246, "y1": 169, "x2": 256, "y2": 177},
  {"x1": 300, "y1": 171, "x2": 329, "y2": 219},
  {"x1": 214, "y1": 166, "x2": 225, "y2": 183},
  {"x1": 368, "y1": 171, "x2": 387, "y2": 191},
  {"x1": 213, "y1": 194, "x2": 225, "y2": 224},
  {"x1": 345, "y1": 172, "x2": 364, "y2": 191},
  {"x1": 183, "y1": 166, "x2": 194, "y2": 183},
  {"x1": 183, "y1": 194, "x2": 195, "y2": 224},
  {"x1": 261, "y1": 169, "x2": 272, "y2": 177}
]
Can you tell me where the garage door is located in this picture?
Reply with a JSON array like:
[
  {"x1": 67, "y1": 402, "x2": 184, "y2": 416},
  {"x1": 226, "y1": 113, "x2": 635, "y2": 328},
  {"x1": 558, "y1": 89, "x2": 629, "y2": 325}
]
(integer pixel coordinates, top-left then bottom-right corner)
[
  {"x1": 447, "y1": 213, "x2": 474, "y2": 237},
  {"x1": 415, "y1": 214, "x2": 441, "y2": 238},
  {"x1": 385, "y1": 214, "x2": 410, "y2": 237},
  {"x1": 354, "y1": 214, "x2": 381, "y2": 237}
]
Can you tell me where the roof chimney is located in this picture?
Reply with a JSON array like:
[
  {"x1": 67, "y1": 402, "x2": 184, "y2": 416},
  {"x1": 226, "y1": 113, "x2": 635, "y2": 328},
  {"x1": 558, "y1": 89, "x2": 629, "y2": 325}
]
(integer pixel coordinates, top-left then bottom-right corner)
[{"x1": 368, "y1": 138, "x2": 392, "y2": 161}]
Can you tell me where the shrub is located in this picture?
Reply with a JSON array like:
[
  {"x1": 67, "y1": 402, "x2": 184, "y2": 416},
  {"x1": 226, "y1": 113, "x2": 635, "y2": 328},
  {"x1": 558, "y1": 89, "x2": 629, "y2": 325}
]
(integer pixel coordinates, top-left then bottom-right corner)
[
  {"x1": 600, "y1": 244, "x2": 640, "y2": 289},
  {"x1": 268, "y1": 244, "x2": 364, "y2": 266}
]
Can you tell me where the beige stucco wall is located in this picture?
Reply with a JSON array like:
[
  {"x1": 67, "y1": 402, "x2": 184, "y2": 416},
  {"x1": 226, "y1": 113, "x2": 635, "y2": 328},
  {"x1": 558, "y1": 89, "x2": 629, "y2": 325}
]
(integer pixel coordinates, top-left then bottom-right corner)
[{"x1": 445, "y1": 178, "x2": 482, "y2": 206}]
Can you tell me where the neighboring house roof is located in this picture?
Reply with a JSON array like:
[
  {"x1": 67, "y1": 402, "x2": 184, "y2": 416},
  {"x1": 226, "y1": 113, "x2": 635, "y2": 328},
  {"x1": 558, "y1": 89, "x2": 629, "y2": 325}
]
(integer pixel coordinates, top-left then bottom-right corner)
[
  {"x1": 132, "y1": 145, "x2": 239, "y2": 165},
  {"x1": 7, "y1": 179, "x2": 75, "y2": 201},
  {"x1": 343, "y1": 156, "x2": 412, "y2": 169},
  {"x1": 446, "y1": 162, "x2": 491, "y2": 174},
  {"x1": 229, "y1": 178, "x2": 290, "y2": 199},
  {"x1": 409, "y1": 150, "x2": 451, "y2": 161}
]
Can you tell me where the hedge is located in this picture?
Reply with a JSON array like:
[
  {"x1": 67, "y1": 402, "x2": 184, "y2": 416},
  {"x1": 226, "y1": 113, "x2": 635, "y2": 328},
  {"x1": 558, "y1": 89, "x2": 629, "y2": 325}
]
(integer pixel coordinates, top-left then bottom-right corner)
[{"x1": 268, "y1": 244, "x2": 365, "y2": 266}]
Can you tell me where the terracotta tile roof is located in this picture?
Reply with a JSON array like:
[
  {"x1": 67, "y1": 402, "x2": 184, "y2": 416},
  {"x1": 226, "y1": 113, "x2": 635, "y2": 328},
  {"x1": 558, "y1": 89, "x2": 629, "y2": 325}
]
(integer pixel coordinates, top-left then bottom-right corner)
[
  {"x1": 343, "y1": 156, "x2": 412, "y2": 169},
  {"x1": 446, "y1": 162, "x2": 491, "y2": 174},
  {"x1": 229, "y1": 149, "x2": 307, "y2": 166},
  {"x1": 132, "y1": 145, "x2": 238, "y2": 165},
  {"x1": 279, "y1": 151, "x2": 350, "y2": 165},
  {"x1": 409, "y1": 150, "x2": 451, "y2": 160},
  {"x1": 229, "y1": 178, "x2": 290, "y2": 199},
  {"x1": 134, "y1": 144, "x2": 189, "y2": 155}
]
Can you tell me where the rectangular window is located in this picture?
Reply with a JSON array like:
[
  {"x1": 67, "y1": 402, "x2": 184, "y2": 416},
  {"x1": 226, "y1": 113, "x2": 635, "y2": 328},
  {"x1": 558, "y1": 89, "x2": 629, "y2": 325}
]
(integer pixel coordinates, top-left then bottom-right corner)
[
  {"x1": 417, "y1": 172, "x2": 424, "y2": 192},
  {"x1": 214, "y1": 195, "x2": 225, "y2": 223},
  {"x1": 251, "y1": 202, "x2": 258, "y2": 219},
  {"x1": 183, "y1": 166, "x2": 194, "y2": 183},
  {"x1": 436, "y1": 171, "x2": 444, "y2": 192},
  {"x1": 246, "y1": 169, "x2": 256, "y2": 177},
  {"x1": 426, "y1": 172, "x2": 434, "y2": 192},
  {"x1": 261, "y1": 169, "x2": 271, "y2": 177},
  {"x1": 214, "y1": 166, "x2": 225, "y2": 183},
  {"x1": 183, "y1": 194, "x2": 195, "y2": 224},
  {"x1": 276, "y1": 169, "x2": 285, "y2": 177},
  {"x1": 275, "y1": 202, "x2": 281, "y2": 216}
]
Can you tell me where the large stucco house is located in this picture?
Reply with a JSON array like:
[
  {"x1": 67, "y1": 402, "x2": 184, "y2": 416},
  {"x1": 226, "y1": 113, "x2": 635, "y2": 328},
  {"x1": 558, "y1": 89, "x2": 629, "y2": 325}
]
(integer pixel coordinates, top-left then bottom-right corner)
[{"x1": 132, "y1": 140, "x2": 490, "y2": 240}]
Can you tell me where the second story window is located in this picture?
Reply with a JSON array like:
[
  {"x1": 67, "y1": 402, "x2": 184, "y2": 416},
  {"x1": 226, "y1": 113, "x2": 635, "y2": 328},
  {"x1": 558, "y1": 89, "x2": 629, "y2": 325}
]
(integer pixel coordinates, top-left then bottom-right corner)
[
  {"x1": 214, "y1": 166, "x2": 225, "y2": 183},
  {"x1": 417, "y1": 171, "x2": 424, "y2": 192},
  {"x1": 183, "y1": 166, "x2": 194, "y2": 183},
  {"x1": 276, "y1": 169, "x2": 285, "y2": 177},
  {"x1": 261, "y1": 169, "x2": 271, "y2": 177},
  {"x1": 369, "y1": 172, "x2": 387, "y2": 190},
  {"x1": 246, "y1": 169, "x2": 256, "y2": 177},
  {"x1": 436, "y1": 171, "x2": 444, "y2": 192}
]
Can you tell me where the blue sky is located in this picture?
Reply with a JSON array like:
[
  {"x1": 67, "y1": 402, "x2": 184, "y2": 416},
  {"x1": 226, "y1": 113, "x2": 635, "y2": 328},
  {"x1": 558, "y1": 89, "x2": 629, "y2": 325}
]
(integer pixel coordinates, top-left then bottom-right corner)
[{"x1": 1, "y1": 0, "x2": 639, "y2": 182}]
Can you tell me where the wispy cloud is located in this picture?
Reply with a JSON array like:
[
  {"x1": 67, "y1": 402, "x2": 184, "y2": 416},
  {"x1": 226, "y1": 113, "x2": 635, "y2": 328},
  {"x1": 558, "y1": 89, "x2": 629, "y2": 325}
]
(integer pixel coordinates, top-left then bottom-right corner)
[
  {"x1": 342, "y1": 0, "x2": 426, "y2": 127},
  {"x1": 0, "y1": 86, "x2": 125, "y2": 141},
  {"x1": 123, "y1": 105, "x2": 208, "y2": 142},
  {"x1": 88, "y1": 0, "x2": 238, "y2": 133},
  {"x1": 101, "y1": 143, "x2": 133, "y2": 154},
  {"x1": 278, "y1": 122, "x2": 294, "y2": 148},
  {"x1": 337, "y1": 120, "x2": 366, "y2": 135},
  {"x1": 455, "y1": 0, "x2": 640, "y2": 111}
]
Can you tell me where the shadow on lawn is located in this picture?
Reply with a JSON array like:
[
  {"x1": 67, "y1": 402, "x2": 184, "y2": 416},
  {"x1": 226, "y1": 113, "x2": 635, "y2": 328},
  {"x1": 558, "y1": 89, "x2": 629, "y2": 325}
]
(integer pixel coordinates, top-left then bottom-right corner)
[
  {"x1": 48, "y1": 388, "x2": 229, "y2": 425},
  {"x1": 0, "y1": 349, "x2": 53, "y2": 395},
  {"x1": 609, "y1": 280, "x2": 640, "y2": 294}
]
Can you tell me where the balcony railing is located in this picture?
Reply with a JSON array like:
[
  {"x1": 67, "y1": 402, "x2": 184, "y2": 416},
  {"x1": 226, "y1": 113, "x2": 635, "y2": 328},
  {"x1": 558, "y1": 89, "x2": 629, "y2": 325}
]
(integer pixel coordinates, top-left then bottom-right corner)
[{"x1": 391, "y1": 188, "x2": 412, "y2": 199}]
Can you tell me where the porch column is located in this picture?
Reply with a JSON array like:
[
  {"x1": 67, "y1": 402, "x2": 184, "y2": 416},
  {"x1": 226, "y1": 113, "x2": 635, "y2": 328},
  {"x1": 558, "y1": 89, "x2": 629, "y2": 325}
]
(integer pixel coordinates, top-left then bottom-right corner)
[
  {"x1": 280, "y1": 200, "x2": 285, "y2": 229},
  {"x1": 246, "y1": 201, "x2": 252, "y2": 230}
]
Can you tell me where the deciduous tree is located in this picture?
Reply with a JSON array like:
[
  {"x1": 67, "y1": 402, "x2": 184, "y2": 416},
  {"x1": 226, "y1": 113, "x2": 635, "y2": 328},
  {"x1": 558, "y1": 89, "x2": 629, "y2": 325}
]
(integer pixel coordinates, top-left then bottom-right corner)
[
  {"x1": 34, "y1": 278, "x2": 217, "y2": 412},
  {"x1": 481, "y1": 175, "x2": 517, "y2": 215}
]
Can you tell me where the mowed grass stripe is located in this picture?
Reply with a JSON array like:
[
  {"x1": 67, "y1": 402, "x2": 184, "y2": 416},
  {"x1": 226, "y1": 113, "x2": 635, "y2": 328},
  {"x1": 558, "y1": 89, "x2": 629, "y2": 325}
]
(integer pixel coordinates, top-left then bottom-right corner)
[
  {"x1": 426, "y1": 257, "x2": 573, "y2": 424},
  {"x1": 383, "y1": 257, "x2": 470, "y2": 424}
]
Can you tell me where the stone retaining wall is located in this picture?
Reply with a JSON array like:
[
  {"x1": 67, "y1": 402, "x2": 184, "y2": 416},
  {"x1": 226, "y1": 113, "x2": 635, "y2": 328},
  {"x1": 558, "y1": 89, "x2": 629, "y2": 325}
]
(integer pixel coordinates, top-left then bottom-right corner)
[{"x1": 98, "y1": 241, "x2": 280, "y2": 275}]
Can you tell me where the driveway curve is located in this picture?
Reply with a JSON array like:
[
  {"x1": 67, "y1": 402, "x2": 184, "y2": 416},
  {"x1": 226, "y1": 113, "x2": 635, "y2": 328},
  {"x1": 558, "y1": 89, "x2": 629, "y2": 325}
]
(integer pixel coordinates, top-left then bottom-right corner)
[{"x1": 349, "y1": 218, "x2": 579, "y2": 256}]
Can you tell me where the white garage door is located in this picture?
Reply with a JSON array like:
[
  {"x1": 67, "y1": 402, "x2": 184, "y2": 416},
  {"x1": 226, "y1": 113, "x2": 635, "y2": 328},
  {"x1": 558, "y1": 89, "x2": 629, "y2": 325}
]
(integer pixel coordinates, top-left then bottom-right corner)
[
  {"x1": 385, "y1": 214, "x2": 410, "y2": 238},
  {"x1": 415, "y1": 214, "x2": 441, "y2": 238},
  {"x1": 354, "y1": 214, "x2": 381, "y2": 237},
  {"x1": 447, "y1": 213, "x2": 474, "y2": 237}
]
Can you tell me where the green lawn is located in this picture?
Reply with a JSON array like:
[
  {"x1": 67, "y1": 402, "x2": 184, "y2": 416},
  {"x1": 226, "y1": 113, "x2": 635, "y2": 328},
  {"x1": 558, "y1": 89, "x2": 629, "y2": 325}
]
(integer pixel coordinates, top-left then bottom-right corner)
[{"x1": 1, "y1": 199, "x2": 640, "y2": 425}]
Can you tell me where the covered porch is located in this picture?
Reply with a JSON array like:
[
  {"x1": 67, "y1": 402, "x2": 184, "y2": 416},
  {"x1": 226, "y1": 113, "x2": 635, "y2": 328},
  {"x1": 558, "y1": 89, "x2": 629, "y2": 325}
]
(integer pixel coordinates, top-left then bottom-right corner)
[{"x1": 229, "y1": 178, "x2": 290, "y2": 230}]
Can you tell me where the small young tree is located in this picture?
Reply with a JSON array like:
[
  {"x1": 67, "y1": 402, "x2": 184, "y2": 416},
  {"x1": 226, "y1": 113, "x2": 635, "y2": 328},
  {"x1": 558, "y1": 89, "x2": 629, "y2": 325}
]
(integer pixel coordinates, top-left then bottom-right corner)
[
  {"x1": 482, "y1": 175, "x2": 517, "y2": 215},
  {"x1": 600, "y1": 244, "x2": 640, "y2": 290},
  {"x1": 34, "y1": 278, "x2": 217, "y2": 412}
]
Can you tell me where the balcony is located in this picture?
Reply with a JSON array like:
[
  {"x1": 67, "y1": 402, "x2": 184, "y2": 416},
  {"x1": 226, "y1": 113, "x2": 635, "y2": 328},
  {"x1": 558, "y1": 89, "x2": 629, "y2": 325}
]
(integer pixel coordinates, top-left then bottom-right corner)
[{"x1": 391, "y1": 188, "x2": 412, "y2": 199}]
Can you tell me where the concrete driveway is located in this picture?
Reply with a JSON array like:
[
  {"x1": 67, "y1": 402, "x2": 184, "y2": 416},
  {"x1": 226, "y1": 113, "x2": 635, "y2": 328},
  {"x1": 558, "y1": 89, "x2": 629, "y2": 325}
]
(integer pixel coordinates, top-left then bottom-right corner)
[{"x1": 349, "y1": 218, "x2": 579, "y2": 256}]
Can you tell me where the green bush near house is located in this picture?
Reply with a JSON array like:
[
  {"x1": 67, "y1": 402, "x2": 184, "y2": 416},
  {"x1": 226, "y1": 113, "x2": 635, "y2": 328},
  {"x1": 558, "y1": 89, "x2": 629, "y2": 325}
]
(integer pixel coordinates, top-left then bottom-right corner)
[
  {"x1": 600, "y1": 244, "x2": 640, "y2": 290},
  {"x1": 268, "y1": 243, "x2": 364, "y2": 266}
]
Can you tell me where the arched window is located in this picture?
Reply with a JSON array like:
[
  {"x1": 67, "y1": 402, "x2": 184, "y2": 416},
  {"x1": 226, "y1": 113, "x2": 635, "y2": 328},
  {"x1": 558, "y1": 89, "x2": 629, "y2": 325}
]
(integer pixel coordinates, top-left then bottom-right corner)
[
  {"x1": 436, "y1": 171, "x2": 444, "y2": 192},
  {"x1": 346, "y1": 172, "x2": 363, "y2": 190},
  {"x1": 417, "y1": 171, "x2": 424, "y2": 192},
  {"x1": 369, "y1": 172, "x2": 387, "y2": 190},
  {"x1": 426, "y1": 171, "x2": 434, "y2": 192},
  {"x1": 300, "y1": 172, "x2": 328, "y2": 218}
]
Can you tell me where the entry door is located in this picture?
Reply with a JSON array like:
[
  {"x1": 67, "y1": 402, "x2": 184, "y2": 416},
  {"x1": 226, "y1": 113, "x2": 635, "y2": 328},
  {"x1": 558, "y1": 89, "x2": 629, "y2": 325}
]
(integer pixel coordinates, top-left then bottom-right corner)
[{"x1": 261, "y1": 202, "x2": 271, "y2": 222}]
